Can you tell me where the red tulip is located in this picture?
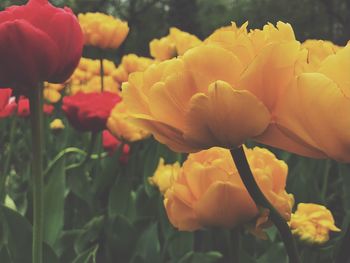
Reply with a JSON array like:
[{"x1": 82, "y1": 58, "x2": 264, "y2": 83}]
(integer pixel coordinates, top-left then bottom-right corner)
[
  {"x1": 17, "y1": 98, "x2": 31, "y2": 117},
  {"x1": 16, "y1": 97, "x2": 55, "y2": 117},
  {"x1": 43, "y1": 104, "x2": 54, "y2": 115},
  {"x1": 0, "y1": 88, "x2": 16, "y2": 118},
  {"x1": 62, "y1": 92, "x2": 122, "y2": 132},
  {"x1": 102, "y1": 129, "x2": 130, "y2": 163},
  {"x1": 0, "y1": 0, "x2": 83, "y2": 92}
]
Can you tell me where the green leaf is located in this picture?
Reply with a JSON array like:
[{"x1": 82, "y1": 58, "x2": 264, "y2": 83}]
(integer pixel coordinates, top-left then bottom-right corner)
[
  {"x1": 133, "y1": 223, "x2": 161, "y2": 263},
  {"x1": 339, "y1": 164, "x2": 350, "y2": 212},
  {"x1": 257, "y1": 243, "x2": 287, "y2": 263},
  {"x1": 72, "y1": 244, "x2": 99, "y2": 263},
  {"x1": 105, "y1": 215, "x2": 136, "y2": 262},
  {"x1": 108, "y1": 174, "x2": 132, "y2": 218},
  {"x1": 0, "y1": 205, "x2": 59, "y2": 263},
  {"x1": 43, "y1": 157, "x2": 66, "y2": 246},
  {"x1": 168, "y1": 232, "x2": 194, "y2": 260},
  {"x1": 74, "y1": 216, "x2": 104, "y2": 254}
]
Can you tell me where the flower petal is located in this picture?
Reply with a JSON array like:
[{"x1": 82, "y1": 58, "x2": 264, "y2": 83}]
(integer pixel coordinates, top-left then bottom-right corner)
[{"x1": 184, "y1": 80, "x2": 271, "y2": 149}]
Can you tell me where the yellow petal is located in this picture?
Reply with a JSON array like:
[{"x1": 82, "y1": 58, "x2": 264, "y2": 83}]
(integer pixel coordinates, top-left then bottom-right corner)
[
  {"x1": 183, "y1": 45, "x2": 244, "y2": 92},
  {"x1": 164, "y1": 193, "x2": 201, "y2": 231},
  {"x1": 319, "y1": 44, "x2": 350, "y2": 97},
  {"x1": 275, "y1": 73, "x2": 350, "y2": 162},
  {"x1": 194, "y1": 181, "x2": 257, "y2": 228},
  {"x1": 184, "y1": 80, "x2": 271, "y2": 149},
  {"x1": 148, "y1": 71, "x2": 195, "y2": 131},
  {"x1": 239, "y1": 41, "x2": 301, "y2": 110},
  {"x1": 130, "y1": 114, "x2": 199, "y2": 153}
]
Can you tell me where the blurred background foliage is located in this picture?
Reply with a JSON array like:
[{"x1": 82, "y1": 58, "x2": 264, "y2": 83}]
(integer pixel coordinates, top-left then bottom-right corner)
[{"x1": 2, "y1": 0, "x2": 350, "y2": 57}]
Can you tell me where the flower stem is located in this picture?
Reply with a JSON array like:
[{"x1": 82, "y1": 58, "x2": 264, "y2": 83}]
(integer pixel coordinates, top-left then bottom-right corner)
[
  {"x1": 29, "y1": 85, "x2": 44, "y2": 263},
  {"x1": 230, "y1": 146, "x2": 300, "y2": 263},
  {"x1": 226, "y1": 228, "x2": 239, "y2": 263},
  {"x1": 0, "y1": 116, "x2": 17, "y2": 202},
  {"x1": 100, "y1": 58, "x2": 104, "y2": 92}
]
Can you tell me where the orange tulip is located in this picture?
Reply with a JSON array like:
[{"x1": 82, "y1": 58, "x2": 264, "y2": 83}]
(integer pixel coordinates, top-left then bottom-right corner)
[{"x1": 164, "y1": 146, "x2": 293, "y2": 231}]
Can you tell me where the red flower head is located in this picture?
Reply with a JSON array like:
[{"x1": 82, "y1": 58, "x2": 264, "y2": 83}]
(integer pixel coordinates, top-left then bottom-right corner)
[
  {"x1": 0, "y1": 0, "x2": 83, "y2": 93},
  {"x1": 16, "y1": 97, "x2": 55, "y2": 117},
  {"x1": 17, "y1": 98, "x2": 30, "y2": 117},
  {"x1": 43, "y1": 104, "x2": 54, "y2": 115},
  {"x1": 62, "y1": 92, "x2": 122, "y2": 132},
  {"x1": 0, "y1": 88, "x2": 16, "y2": 118},
  {"x1": 102, "y1": 130, "x2": 130, "y2": 163}
]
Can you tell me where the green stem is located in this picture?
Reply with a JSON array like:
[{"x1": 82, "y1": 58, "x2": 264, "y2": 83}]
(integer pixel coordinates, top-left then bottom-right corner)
[
  {"x1": 0, "y1": 117, "x2": 17, "y2": 202},
  {"x1": 230, "y1": 228, "x2": 240, "y2": 263},
  {"x1": 100, "y1": 58, "x2": 104, "y2": 92},
  {"x1": 44, "y1": 147, "x2": 86, "y2": 175},
  {"x1": 65, "y1": 132, "x2": 97, "y2": 171},
  {"x1": 230, "y1": 146, "x2": 300, "y2": 263},
  {"x1": 29, "y1": 85, "x2": 44, "y2": 263},
  {"x1": 45, "y1": 146, "x2": 108, "y2": 175},
  {"x1": 224, "y1": 228, "x2": 240, "y2": 263}
]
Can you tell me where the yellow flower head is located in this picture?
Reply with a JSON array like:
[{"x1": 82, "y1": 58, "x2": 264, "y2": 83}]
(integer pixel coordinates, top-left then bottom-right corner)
[
  {"x1": 50, "y1": 119, "x2": 65, "y2": 130},
  {"x1": 111, "y1": 54, "x2": 154, "y2": 85},
  {"x1": 149, "y1": 158, "x2": 181, "y2": 194},
  {"x1": 112, "y1": 65, "x2": 129, "y2": 84},
  {"x1": 290, "y1": 203, "x2": 340, "y2": 244},
  {"x1": 150, "y1": 36, "x2": 176, "y2": 61},
  {"x1": 107, "y1": 100, "x2": 150, "y2": 142},
  {"x1": 44, "y1": 82, "x2": 65, "y2": 103},
  {"x1": 150, "y1": 27, "x2": 202, "y2": 61},
  {"x1": 124, "y1": 22, "x2": 305, "y2": 153},
  {"x1": 121, "y1": 54, "x2": 154, "y2": 74},
  {"x1": 67, "y1": 58, "x2": 121, "y2": 95},
  {"x1": 79, "y1": 12, "x2": 129, "y2": 49},
  {"x1": 124, "y1": 21, "x2": 350, "y2": 162},
  {"x1": 164, "y1": 146, "x2": 293, "y2": 231}
]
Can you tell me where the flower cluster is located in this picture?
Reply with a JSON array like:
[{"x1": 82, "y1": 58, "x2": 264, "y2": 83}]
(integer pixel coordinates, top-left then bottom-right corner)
[
  {"x1": 0, "y1": 88, "x2": 54, "y2": 118},
  {"x1": 78, "y1": 12, "x2": 129, "y2": 49}
]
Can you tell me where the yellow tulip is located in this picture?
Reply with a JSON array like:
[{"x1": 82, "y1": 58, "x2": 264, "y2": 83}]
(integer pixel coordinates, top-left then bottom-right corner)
[
  {"x1": 164, "y1": 146, "x2": 293, "y2": 231},
  {"x1": 121, "y1": 54, "x2": 154, "y2": 74},
  {"x1": 149, "y1": 158, "x2": 181, "y2": 194},
  {"x1": 112, "y1": 65, "x2": 129, "y2": 84},
  {"x1": 78, "y1": 12, "x2": 129, "y2": 49},
  {"x1": 150, "y1": 36, "x2": 176, "y2": 61},
  {"x1": 149, "y1": 27, "x2": 201, "y2": 61},
  {"x1": 107, "y1": 101, "x2": 150, "y2": 142},
  {"x1": 43, "y1": 83, "x2": 65, "y2": 103},
  {"x1": 289, "y1": 203, "x2": 340, "y2": 244},
  {"x1": 123, "y1": 22, "x2": 303, "y2": 152}
]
